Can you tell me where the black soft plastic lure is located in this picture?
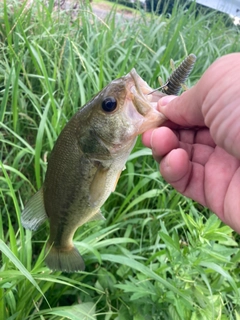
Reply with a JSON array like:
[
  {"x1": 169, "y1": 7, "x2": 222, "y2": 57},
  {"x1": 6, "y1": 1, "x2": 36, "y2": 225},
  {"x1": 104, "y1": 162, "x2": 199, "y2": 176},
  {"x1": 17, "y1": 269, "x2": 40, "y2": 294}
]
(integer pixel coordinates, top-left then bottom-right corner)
[{"x1": 149, "y1": 54, "x2": 197, "y2": 96}]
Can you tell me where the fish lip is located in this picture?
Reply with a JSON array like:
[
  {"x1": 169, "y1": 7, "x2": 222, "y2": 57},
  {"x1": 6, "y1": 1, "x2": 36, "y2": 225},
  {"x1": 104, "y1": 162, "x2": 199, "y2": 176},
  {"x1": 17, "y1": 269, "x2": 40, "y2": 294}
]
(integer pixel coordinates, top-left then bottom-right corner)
[
  {"x1": 129, "y1": 68, "x2": 165, "y2": 105},
  {"x1": 129, "y1": 68, "x2": 153, "y2": 116},
  {"x1": 129, "y1": 68, "x2": 164, "y2": 115},
  {"x1": 127, "y1": 68, "x2": 167, "y2": 133},
  {"x1": 129, "y1": 68, "x2": 152, "y2": 97}
]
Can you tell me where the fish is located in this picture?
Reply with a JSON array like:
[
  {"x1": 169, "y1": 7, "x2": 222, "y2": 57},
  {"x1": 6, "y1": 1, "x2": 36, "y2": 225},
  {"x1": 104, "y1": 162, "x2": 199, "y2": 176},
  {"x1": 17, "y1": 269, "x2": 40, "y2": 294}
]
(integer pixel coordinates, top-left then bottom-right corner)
[{"x1": 21, "y1": 68, "x2": 168, "y2": 273}]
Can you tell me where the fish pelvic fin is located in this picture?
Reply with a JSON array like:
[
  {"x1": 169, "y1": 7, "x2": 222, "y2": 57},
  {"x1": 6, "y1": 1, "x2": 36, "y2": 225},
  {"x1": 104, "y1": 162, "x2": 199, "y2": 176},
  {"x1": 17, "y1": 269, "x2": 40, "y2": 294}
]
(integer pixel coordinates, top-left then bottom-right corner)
[
  {"x1": 45, "y1": 242, "x2": 85, "y2": 272},
  {"x1": 89, "y1": 164, "x2": 109, "y2": 207},
  {"x1": 87, "y1": 210, "x2": 105, "y2": 223},
  {"x1": 21, "y1": 187, "x2": 48, "y2": 231}
]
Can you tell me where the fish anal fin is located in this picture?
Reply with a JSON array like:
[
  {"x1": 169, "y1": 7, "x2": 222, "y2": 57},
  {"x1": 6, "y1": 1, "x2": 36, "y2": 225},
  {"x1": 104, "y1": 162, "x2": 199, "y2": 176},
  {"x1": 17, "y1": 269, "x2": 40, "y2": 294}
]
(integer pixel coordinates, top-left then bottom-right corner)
[
  {"x1": 45, "y1": 242, "x2": 85, "y2": 272},
  {"x1": 21, "y1": 187, "x2": 48, "y2": 231}
]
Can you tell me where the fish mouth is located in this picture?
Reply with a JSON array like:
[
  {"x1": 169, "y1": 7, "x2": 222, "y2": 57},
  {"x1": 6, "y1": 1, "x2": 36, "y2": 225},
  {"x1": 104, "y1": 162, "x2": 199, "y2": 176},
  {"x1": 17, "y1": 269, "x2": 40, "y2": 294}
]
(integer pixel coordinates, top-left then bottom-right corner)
[{"x1": 129, "y1": 68, "x2": 167, "y2": 133}]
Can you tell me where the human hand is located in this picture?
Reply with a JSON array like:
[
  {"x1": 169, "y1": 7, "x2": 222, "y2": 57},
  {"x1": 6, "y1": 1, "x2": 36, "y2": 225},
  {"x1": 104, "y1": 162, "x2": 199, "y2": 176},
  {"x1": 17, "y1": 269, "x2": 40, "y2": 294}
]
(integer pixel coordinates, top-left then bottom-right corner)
[{"x1": 142, "y1": 53, "x2": 240, "y2": 232}]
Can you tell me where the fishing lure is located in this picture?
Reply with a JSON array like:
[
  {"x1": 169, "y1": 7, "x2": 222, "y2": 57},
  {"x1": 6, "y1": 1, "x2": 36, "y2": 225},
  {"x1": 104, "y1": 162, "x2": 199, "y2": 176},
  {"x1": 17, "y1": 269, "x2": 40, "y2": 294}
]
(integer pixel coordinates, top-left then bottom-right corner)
[{"x1": 149, "y1": 53, "x2": 197, "y2": 96}]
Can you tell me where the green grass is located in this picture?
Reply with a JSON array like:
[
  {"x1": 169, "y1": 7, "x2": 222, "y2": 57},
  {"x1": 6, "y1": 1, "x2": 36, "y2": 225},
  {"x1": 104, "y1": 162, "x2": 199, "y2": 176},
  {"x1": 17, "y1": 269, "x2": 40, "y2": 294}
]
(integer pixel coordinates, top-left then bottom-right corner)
[{"x1": 0, "y1": 0, "x2": 240, "y2": 319}]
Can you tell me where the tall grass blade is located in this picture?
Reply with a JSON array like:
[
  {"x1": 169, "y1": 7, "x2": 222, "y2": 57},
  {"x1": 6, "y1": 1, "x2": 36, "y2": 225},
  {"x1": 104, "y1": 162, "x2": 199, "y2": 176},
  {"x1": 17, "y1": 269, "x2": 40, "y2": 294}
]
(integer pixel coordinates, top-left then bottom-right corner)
[{"x1": 0, "y1": 240, "x2": 49, "y2": 307}]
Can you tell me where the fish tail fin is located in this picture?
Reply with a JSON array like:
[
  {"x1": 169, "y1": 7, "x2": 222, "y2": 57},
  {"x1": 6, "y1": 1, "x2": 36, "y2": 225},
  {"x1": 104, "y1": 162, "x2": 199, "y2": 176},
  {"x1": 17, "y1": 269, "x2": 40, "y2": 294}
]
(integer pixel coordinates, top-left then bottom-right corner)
[
  {"x1": 21, "y1": 188, "x2": 48, "y2": 231},
  {"x1": 45, "y1": 242, "x2": 85, "y2": 272}
]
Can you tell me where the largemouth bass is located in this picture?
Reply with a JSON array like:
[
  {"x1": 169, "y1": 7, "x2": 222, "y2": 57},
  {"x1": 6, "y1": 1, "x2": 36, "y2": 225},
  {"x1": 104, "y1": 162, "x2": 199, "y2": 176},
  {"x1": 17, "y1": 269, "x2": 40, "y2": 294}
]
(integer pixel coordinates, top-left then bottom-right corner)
[
  {"x1": 21, "y1": 69, "x2": 167, "y2": 272},
  {"x1": 22, "y1": 56, "x2": 195, "y2": 273}
]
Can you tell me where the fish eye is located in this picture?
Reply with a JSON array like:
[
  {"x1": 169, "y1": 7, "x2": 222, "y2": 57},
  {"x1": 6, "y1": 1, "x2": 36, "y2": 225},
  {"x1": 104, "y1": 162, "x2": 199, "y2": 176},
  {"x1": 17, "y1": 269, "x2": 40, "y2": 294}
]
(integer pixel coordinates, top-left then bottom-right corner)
[{"x1": 101, "y1": 97, "x2": 117, "y2": 113}]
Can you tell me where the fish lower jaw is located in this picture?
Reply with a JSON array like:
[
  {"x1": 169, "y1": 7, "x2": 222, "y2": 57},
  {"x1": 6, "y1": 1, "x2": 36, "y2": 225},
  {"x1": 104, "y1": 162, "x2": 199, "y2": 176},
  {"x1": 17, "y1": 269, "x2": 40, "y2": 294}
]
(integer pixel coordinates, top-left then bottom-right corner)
[
  {"x1": 108, "y1": 137, "x2": 138, "y2": 156},
  {"x1": 136, "y1": 112, "x2": 167, "y2": 134}
]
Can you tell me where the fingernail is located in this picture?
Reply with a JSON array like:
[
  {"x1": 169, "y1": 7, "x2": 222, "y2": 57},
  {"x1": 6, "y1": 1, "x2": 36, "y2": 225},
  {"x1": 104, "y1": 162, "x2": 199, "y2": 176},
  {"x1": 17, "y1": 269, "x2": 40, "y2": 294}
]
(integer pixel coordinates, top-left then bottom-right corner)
[
  {"x1": 158, "y1": 95, "x2": 177, "y2": 110},
  {"x1": 150, "y1": 128, "x2": 157, "y2": 149}
]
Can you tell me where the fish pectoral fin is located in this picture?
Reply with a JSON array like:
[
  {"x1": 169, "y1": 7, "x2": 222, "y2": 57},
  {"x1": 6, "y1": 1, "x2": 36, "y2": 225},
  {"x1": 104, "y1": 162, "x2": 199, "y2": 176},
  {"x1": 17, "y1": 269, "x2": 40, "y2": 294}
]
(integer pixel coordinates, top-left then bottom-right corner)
[
  {"x1": 87, "y1": 210, "x2": 105, "y2": 223},
  {"x1": 89, "y1": 164, "x2": 109, "y2": 206},
  {"x1": 21, "y1": 187, "x2": 48, "y2": 231}
]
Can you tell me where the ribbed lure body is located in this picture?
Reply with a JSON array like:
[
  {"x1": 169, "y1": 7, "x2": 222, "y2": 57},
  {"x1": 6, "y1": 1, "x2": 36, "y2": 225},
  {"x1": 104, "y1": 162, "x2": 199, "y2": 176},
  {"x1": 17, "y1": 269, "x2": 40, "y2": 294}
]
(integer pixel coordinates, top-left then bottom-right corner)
[{"x1": 163, "y1": 54, "x2": 197, "y2": 95}]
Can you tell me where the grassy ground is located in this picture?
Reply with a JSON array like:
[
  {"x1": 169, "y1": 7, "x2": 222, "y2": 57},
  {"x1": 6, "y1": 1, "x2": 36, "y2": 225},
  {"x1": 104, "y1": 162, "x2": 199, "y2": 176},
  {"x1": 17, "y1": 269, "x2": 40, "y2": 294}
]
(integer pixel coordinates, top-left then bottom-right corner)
[
  {"x1": 0, "y1": 0, "x2": 240, "y2": 319},
  {"x1": 93, "y1": 0, "x2": 137, "y2": 13}
]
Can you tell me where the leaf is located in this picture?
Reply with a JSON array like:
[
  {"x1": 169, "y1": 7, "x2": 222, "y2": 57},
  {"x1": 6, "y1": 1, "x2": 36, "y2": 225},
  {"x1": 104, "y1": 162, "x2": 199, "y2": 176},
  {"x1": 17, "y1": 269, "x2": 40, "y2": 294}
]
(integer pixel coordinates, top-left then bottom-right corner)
[
  {"x1": 46, "y1": 303, "x2": 96, "y2": 320},
  {"x1": 199, "y1": 261, "x2": 239, "y2": 296},
  {"x1": 101, "y1": 254, "x2": 194, "y2": 307},
  {"x1": 159, "y1": 231, "x2": 180, "y2": 252},
  {"x1": 0, "y1": 240, "x2": 49, "y2": 307}
]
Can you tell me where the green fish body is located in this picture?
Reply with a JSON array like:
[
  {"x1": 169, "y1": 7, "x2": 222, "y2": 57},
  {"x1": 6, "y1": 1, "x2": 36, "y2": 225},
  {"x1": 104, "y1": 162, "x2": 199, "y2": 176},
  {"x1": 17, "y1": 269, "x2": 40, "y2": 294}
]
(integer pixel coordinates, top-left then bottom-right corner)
[{"x1": 21, "y1": 69, "x2": 167, "y2": 272}]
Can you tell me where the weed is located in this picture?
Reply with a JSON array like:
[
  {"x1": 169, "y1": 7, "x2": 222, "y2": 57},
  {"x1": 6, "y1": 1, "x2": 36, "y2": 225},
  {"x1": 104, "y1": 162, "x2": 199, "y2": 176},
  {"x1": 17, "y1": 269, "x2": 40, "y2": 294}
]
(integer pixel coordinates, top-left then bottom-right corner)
[{"x1": 0, "y1": 0, "x2": 239, "y2": 319}]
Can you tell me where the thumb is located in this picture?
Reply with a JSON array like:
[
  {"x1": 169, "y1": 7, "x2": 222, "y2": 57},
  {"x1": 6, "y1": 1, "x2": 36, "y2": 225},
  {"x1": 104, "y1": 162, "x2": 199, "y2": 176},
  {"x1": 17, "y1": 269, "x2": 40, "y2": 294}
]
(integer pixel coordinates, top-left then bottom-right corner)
[{"x1": 158, "y1": 85, "x2": 205, "y2": 127}]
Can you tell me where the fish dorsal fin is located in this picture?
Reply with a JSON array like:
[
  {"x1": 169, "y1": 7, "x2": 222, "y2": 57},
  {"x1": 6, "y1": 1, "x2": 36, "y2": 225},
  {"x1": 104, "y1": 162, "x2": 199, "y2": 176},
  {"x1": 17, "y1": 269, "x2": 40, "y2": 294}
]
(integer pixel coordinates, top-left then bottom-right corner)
[
  {"x1": 89, "y1": 164, "x2": 109, "y2": 207},
  {"x1": 21, "y1": 187, "x2": 48, "y2": 231},
  {"x1": 87, "y1": 210, "x2": 105, "y2": 223}
]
